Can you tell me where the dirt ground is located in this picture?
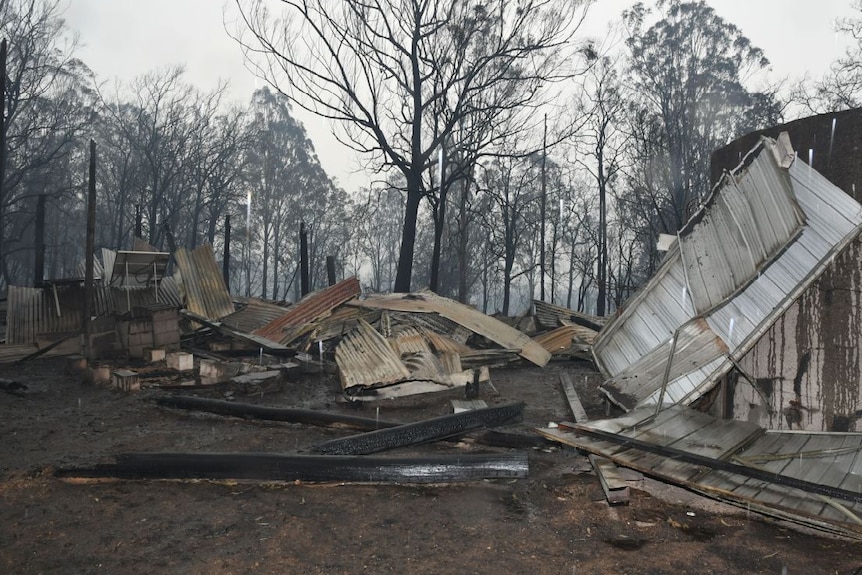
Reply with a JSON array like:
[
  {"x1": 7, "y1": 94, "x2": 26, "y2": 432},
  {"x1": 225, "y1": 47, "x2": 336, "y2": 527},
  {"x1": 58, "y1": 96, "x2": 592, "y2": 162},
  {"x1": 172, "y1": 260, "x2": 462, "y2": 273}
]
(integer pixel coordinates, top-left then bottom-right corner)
[{"x1": 1, "y1": 357, "x2": 860, "y2": 575}]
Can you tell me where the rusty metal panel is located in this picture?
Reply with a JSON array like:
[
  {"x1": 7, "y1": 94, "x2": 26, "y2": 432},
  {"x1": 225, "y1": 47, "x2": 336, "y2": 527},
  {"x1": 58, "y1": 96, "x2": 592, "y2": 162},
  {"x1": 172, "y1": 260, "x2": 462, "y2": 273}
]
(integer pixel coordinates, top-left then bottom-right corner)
[
  {"x1": 335, "y1": 318, "x2": 410, "y2": 389},
  {"x1": 533, "y1": 300, "x2": 606, "y2": 331},
  {"x1": 594, "y1": 135, "x2": 862, "y2": 413},
  {"x1": 253, "y1": 277, "x2": 361, "y2": 344},
  {"x1": 174, "y1": 244, "x2": 234, "y2": 321}
]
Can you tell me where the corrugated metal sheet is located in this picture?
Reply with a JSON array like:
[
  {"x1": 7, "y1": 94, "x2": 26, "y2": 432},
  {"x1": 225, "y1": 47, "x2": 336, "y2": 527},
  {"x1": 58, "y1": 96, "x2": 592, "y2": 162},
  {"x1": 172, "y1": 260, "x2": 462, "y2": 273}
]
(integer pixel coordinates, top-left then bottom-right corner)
[
  {"x1": 533, "y1": 300, "x2": 606, "y2": 331},
  {"x1": 349, "y1": 292, "x2": 552, "y2": 367},
  {"x1": 220, "y1": 298, "x2": 291, "y2": 334},
  {"x1": 109, "y1": 277, "x2": 182, "y2": 314},
  {"x1": 601, "y1": 319, "x2": 728, "y2": 410},
  {"x1": 534, "y1": 324, "x2": 598, "y2": 355},
  {"x1": 5, "y1": 277, "x2": 182, "y2": 345},
  {"x1": 174, "y1": 244, "x2": 234, "y2": 321},
  {"x1": 253, "y1": 277, "x2": 362, "y2": 344},
  {"x1": 679, "y1": 140, "x2": 805, "y2": 314},
  {"x1": 335, "y1": 318, "x2": 411, "y2": 389},
  {"x1": 5, "y1": 284, "x2": 108, "y2": 344},
  {"x1": 390, "y1": 326, "x2": 433, "y2": 355},
  {"x1": 595, "y1": 135, "x2": 862, "y2": 411},
  {"x1": 540, "y1": 406, "x2": 862, "y2": 539}
]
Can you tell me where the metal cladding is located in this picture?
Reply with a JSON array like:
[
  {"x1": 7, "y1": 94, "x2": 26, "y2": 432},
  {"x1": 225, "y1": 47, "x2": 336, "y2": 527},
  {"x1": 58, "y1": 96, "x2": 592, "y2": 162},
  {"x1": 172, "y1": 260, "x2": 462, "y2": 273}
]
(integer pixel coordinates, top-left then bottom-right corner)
[
  {"x1": 253, "y1": 277, "x2": 361, "y2": 344},
  {"x1": 174, "y1": 244, "x2": 235, "y2": 321},
  {"x1": 220, "y1": 298, "x2": 291, "y2": 334},
  {"x1": 594, "y1": 134, "x2": 862, "y2": 411},
  {"x1": 539, "y1": 406, "x2": 862, "y2": 539},
  {"x1": 349, "y1": 292, "x2": 552, "y2": 367}
]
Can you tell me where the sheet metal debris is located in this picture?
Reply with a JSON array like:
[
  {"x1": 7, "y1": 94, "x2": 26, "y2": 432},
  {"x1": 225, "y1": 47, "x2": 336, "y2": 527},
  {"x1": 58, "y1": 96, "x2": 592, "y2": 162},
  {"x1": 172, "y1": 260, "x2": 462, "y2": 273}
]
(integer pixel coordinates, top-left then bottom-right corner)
[
  {"x1": 539, "y1": 406, "x2": 862, "y2": 539},
  {"x1": 594, "y1": 134, "x2": 862, "y2": 411},
  {"x1": 253, "y1": 277, "x2": 362, "y2": 344},
  {"x1": 348, "y1": 292, "x2": 551, "y2": 367},
  {"x1": 174, "y1": 244, "x2": 234, "y2": 321}
]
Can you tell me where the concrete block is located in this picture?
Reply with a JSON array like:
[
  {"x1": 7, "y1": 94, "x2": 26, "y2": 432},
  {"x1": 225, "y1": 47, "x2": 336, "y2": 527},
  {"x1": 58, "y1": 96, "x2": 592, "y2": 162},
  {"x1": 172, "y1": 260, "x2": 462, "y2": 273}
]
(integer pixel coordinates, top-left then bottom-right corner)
[
  {"x1": 92, "y1": 365, "x2": 112, "y2": 385},
  {"x1": 65, "y1": 355, "x2": 87, "y2": 375},
  {"x1": 167, "y1": 352, "x2": 194, "y2": 372},
  {"x1": 199, "y1": 359, "x2": 242, "y2": 385},
  {"x1": 144, "y1": 348, "x2": 166, "y2": 362},
  {"x1": 113, "y1": 369, "x2": 140, "y2": 392}
]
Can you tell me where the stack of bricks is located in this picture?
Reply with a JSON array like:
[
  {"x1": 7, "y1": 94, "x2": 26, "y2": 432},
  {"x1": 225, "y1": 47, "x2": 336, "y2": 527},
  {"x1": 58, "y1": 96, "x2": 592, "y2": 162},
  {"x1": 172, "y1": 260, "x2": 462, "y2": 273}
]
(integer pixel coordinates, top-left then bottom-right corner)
[
  {"x1": 150, "y1": 306, "x2": 180, "y2": 351},
  {"x1": 126, "y1": 319, "x2": 153, "y2": 359}
]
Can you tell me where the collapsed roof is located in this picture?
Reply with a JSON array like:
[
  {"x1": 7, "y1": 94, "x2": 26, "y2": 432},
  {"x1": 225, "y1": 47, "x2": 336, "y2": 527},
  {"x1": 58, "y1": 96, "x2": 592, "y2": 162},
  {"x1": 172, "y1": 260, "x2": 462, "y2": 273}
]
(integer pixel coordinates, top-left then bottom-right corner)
[{"x1": 594, "y1": 134, "x2": 862, "y2": 411}]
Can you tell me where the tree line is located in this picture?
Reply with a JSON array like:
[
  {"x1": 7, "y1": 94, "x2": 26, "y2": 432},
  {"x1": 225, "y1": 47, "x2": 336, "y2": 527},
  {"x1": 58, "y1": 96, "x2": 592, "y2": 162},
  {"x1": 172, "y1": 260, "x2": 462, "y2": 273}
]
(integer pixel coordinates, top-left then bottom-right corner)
[{"x1": 1, "y1": 0, "x2": 860, "y2": 316}]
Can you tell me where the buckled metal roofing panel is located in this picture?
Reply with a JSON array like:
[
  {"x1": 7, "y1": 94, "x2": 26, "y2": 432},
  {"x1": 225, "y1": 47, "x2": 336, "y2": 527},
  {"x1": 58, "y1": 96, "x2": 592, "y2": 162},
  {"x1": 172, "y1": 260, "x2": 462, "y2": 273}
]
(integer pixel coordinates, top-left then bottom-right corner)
[{"x1": 595, "y1": 135, "x2": 862, "y2": 411}]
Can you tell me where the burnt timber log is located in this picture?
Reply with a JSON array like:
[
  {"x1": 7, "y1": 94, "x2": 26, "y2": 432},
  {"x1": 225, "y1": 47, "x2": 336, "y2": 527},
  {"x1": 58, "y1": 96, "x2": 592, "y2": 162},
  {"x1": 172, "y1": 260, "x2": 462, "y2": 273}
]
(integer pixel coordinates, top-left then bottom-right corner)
[
  {"x1": 55, "y1": 452, "x2": 529, "y2": 483},
  {"x1": 156, "y1": 395, "x2": 400, "y2": 431},
  {"x1": 157, "y1": 396, "x2": 543, "y2": 448},
  {"x1": 312, "y1": 402, "x2": 525, "y2": 455}
]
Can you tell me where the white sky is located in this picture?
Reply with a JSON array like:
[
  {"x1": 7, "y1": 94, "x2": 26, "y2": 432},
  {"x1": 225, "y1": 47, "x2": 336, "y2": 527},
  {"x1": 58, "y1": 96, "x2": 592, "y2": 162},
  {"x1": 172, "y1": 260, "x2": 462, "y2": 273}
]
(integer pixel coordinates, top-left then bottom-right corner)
[{"x1": 64, "y1": 0, "x2": 857, "y2": 193}]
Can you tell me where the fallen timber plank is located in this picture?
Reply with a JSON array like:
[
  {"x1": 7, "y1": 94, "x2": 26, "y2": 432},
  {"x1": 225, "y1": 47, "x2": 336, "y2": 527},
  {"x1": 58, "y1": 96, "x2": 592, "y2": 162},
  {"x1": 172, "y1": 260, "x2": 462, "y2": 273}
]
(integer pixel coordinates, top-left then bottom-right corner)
[
  {"x1": 55, "y1": 452, "x2": 529, "y2": 483},
  {"x1": 559, "y1": 373, "x2": 630, "y2": 505},
  {"x1": 156, "y1": 395, "x2": 401, "y2": 431},
  {"x1": 561, "y1": 423, "x2": 862, "y2": 506},
  {"x1": 312, "y1": 402, "x2": 526, "y2": 455}
]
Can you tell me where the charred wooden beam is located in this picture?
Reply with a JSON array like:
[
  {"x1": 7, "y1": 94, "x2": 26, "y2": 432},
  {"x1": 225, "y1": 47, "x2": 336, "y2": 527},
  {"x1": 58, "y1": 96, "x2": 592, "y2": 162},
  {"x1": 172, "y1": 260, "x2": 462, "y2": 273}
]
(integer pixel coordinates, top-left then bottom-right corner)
[
  {"x1": 156, "y1": 395, "x2": 399, "y2": 431},
  {"x1": 560, "y1": 373, "x2": 630, "y2": 505},
  {"x1": 55, "y1": 452, "x2": 529, "y2": 483},
  {"x1": 312, "y1": 402, "x2": 525, "y2": 455}
]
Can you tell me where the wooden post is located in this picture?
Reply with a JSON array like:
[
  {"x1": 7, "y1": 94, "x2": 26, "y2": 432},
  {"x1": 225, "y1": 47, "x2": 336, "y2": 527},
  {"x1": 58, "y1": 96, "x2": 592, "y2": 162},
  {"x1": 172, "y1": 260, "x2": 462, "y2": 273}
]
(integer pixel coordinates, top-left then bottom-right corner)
[
  {"x1": 539, "y1": 113, "x2": 547, "y2": 302},
  {"x1": 299, "y1": 221, "x2": 309, "y2": 296},
  {"x1": 223, "y1": 214, "x2": 231, "y2": 291},
  {"x1": 134, "y1": 204, "x2": 142, "y2": 239},
  {"x1": 34, "y1": 194, "x2": 45, "y2": 286},
  {"x1": 326, "y1": 255, "x2": 336, "y2": 286},
  {"x1": 82, "y1": 140, "x2": 97, "y2": 360},
  {"x1": 0, "y1": 39, "x2": 7, "y2": 285}
]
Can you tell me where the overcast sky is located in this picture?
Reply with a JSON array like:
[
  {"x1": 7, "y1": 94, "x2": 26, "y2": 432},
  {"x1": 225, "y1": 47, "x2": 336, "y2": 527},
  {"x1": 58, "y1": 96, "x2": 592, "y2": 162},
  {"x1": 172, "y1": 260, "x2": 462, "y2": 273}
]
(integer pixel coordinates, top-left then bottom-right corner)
[{"x1": 64, "y1": 0, "x2": 857, "y2": 193}]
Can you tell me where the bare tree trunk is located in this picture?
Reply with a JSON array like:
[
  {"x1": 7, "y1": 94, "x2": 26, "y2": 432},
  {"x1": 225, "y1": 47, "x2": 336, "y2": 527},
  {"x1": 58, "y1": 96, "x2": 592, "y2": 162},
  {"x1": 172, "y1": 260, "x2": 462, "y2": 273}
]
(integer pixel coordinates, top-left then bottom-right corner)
[
  {"x1": 394, "y1": 179, "x2": 422, "y2": 293},
  {"x1": 457, "y1": 176, "x2": 470, "y2": 303},
  {"x1": 83, "y1": 140, "x2": 97, "y2": 360}
]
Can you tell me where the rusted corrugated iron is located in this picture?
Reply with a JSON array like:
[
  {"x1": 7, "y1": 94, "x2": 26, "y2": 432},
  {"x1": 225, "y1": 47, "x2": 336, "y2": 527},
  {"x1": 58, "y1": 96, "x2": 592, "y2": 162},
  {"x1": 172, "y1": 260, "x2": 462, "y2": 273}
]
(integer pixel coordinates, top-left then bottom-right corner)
[
  {"x1": 534, "y1": 324, "x2": 598, "y2": 355},
  {"x1": 174, "y1": 244, "x2": 234, "y2": 321},
  {"x1": 335, "y1": 318, "x2": 410, "y2": 389},
  {"x1": 420, "y1": 328, "x2": 472, "y2": 355},
  {"x1": 390, "y1": 326, "x2": 433, "y2": 355},
  {"x1": 253, "y1": 277, "x2": 361, "y2": 344},
  {"x1": 220, "y1": 298, "x2": 291, "y2": 333}
]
